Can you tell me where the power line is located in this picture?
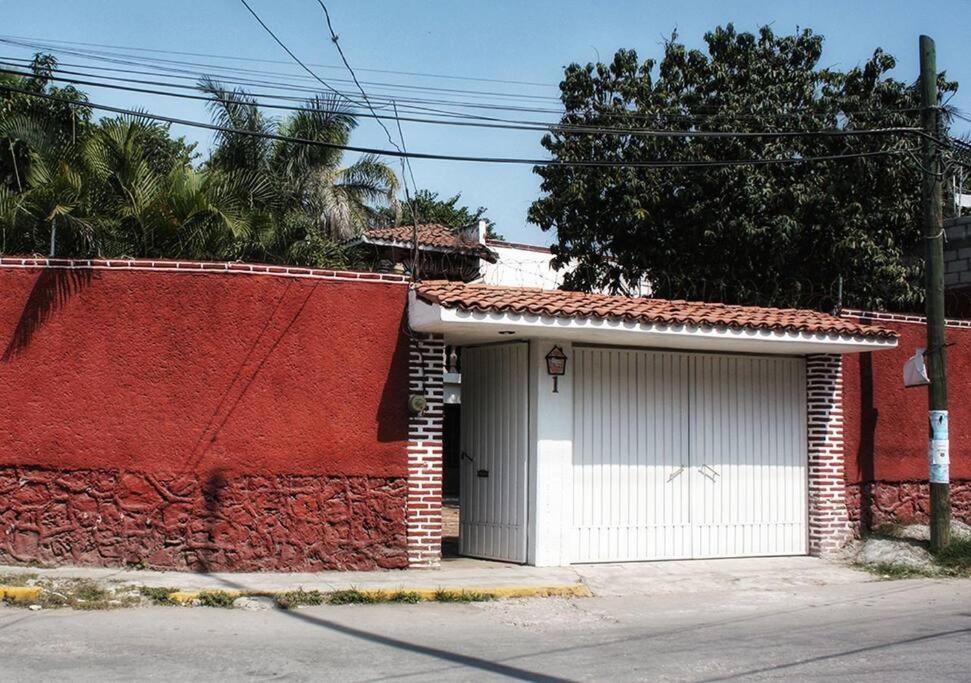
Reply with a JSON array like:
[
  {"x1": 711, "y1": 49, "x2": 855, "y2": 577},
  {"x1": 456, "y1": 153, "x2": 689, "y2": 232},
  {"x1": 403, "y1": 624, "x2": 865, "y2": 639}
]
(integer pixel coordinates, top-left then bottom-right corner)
[
  {"x1": 0, "y1": 35, "x2": 566, "y2": 112},
  {"x1": 0, "y1": 52, "x2": 565, "y2": 104},
  {"x1": 0, "y1": 64, "x2": 933, "y2": 143},
  {"x1": 0, "y1": 83, "x2": 921, "y2": 168},
  {"x1": 0, "y1": 37, "x2": 929, "y2": 125},
  {"x1": 236, "y1": 0, "x2": 347, "y2": 102},
  {"x1": 0, "y1": 33, "x2": 558, "y2": 89},
  {"x1": 311, "y1": 3, "x2": 405, "y2": 151},
  {"x1": 308, "y1": 0, "x2": 424, "y2": 281}
]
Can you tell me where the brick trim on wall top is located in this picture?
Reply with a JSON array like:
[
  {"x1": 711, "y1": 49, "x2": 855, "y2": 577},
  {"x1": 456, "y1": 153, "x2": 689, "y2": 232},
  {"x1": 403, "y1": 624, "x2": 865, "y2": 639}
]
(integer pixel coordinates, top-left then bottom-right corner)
[
  {"x1": 406, "y1": 333, "x2": 445, "y2": 567},
  {"x1": 0, "y1": 257, "x2": 408, "y2": 285},
  {"x1": 842, "y1": 308, "x2": 971, "y2": 329}
]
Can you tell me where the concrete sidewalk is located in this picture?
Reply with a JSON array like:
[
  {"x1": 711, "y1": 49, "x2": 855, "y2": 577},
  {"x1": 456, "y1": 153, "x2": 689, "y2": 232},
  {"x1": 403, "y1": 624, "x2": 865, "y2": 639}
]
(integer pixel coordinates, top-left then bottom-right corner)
[{"x1": 0, "y1": 556, "x2": 873, "y2": 598}]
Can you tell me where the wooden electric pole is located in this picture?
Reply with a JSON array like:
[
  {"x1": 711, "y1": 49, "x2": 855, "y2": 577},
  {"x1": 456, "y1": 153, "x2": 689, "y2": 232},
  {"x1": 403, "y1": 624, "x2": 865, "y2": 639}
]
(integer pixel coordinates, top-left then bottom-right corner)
[{"x1": 919, "y1": 34, "x2": 951, "y2": 553}]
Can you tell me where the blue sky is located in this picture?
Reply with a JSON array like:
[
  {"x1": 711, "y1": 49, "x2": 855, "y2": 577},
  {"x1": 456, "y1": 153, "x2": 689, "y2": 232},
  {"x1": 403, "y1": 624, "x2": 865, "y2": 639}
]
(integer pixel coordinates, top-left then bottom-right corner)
[{"x1": 3, "y1": 0, "x2": 970, "y2": 244}]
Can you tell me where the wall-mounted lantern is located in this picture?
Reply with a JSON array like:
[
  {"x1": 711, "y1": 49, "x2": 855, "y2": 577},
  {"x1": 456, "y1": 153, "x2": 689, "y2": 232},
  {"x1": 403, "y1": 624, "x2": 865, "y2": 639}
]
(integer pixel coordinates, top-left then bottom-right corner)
[{"x1": 545, "y1": 345, "x2": 568, "y2": 393}]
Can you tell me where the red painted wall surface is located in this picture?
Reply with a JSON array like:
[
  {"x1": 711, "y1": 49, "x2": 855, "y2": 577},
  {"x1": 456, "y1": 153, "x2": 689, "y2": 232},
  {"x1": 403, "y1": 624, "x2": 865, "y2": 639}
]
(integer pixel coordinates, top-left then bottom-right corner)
[
  {"x1": 0, "y1": 264, "x2": 412, "y2": 570},
  {"x1": 843, "y1": 316, "x2": 971, "y2": 527},
  {"x1": 0, "y1": 266, "x2": 410, "y2": 477}
]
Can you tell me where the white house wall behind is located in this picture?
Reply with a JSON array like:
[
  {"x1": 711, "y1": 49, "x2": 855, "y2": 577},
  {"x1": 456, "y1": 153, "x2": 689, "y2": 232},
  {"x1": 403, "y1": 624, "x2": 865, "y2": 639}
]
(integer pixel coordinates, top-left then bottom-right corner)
[
  {"x1": 481, "y1": 242, "x2": 650, "y2": 295},
  {"x1": 481, "y1": 243, "x2": 567, "y2": 290}
]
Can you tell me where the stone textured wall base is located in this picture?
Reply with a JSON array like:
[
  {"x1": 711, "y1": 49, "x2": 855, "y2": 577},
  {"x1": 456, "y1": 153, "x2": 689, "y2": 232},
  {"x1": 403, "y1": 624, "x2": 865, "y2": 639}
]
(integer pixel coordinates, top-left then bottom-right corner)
[
  {"x1": 846, "y1": 480, "x2": 971, "y2": 533},
  {"x1": 0, "y1": 467, "x2": 407, "y2": 571}
]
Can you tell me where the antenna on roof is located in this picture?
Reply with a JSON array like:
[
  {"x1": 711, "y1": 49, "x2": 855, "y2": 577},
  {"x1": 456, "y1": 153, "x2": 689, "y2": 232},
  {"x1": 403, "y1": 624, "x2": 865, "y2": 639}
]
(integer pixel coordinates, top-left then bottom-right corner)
[{"x1": 832, "y1": 275, "x2": 844, "y2": 316}]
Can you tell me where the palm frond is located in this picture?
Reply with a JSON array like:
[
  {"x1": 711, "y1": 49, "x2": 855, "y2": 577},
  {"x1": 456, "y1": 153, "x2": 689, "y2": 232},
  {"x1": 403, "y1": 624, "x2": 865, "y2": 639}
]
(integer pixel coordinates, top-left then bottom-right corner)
[{"x1": 198, "y1": 76, "x2": 275, "y2": 173}]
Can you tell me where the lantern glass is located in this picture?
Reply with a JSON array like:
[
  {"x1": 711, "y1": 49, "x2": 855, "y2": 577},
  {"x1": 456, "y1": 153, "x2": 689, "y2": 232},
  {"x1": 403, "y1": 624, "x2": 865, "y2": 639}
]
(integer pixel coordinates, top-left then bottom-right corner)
[{"x1": 545, "y1": 346, "x2": 568, "y2": 376}]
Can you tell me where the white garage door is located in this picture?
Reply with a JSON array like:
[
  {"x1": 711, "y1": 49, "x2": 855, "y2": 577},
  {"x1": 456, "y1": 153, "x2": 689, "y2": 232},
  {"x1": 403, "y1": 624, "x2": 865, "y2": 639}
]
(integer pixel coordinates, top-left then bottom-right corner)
[
  {"x1": 573, "y1": 347, "x2": 807, "y2": 563},
  {"x1": 459, "y1": 343, "x2": 529, "y2": 563}
]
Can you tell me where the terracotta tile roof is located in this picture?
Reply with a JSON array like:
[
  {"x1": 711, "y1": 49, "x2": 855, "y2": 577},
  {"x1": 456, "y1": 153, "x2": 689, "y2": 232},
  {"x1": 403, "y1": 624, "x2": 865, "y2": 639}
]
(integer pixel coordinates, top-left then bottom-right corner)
[
  {"x1": 363, "y1": 224, "x2": 497, "y2": 262},
  {"x1": 414, "y1": 281, "x2": 898, "y2": 341}
]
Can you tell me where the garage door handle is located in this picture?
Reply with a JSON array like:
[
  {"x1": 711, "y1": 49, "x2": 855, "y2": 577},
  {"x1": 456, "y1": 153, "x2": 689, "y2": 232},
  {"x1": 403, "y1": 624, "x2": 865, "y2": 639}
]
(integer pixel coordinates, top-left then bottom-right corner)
[
  {"x1": 666, "y1": 465, "x2": 685, "y2": 482},
  {"x1": 698, "y1": 464, "x2": 720, "y2": 480}
]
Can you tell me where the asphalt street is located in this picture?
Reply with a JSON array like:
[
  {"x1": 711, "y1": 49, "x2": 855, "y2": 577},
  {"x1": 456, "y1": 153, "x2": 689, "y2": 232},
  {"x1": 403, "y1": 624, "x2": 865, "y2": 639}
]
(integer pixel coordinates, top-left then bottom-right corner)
[{"x1": 1, "y1": 577, "x2": 969, "y2": 681}]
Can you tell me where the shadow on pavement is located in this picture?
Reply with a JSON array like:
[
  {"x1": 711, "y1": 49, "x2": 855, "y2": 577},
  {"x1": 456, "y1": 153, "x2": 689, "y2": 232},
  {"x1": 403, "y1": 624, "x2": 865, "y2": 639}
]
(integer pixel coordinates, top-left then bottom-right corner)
[{"x1": 198, "y1": 573, "x2": 570, "y2": 683}]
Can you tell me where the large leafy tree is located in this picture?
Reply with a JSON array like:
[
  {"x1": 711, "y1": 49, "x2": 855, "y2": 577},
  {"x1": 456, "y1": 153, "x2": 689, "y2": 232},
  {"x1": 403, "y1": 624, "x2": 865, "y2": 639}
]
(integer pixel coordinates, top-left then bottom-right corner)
[{"x1": 529, "y1": 25, "x2": 957, "y2": 310}]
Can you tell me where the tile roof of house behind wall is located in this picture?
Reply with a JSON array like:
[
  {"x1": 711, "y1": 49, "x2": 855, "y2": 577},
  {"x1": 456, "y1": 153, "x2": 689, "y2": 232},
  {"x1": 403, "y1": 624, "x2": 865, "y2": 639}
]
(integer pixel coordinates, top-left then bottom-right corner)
[
  {"x1": 414, "y1": 281, "x2": 898, "y2": 340},
  {"x1": 363, "y1": 224, "x2": 497, "y2": 262}
]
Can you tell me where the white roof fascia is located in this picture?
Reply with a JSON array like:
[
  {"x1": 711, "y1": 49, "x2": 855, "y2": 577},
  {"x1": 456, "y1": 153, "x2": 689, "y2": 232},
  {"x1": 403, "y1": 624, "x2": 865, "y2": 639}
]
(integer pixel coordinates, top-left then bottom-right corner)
[
  {"x1": 408, "y1": 292, "x2": 897, "y2": 355},
  {"x1": 359, "y1": 236, "x2": 469, "y2": 257}
]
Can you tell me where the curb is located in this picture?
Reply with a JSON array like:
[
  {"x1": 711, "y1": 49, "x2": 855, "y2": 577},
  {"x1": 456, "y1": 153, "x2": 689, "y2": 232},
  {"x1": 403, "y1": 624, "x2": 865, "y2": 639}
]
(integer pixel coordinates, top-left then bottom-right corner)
[
  {"x1": 0, "y1": 586, "x2": 43, "y2": 603},
  {"x1": 166, "y1": 583, "x2": 592, "y2": 605}
]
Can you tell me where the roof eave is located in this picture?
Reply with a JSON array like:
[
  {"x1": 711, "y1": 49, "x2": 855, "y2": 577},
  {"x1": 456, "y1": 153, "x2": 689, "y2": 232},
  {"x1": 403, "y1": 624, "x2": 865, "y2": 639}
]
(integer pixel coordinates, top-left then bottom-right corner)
[
  {"x1": 361, "y1": 236, "x2": 496, "y2": 261},
  {"x1": 409, "y1": 293, "x2": 898, "y2": 355}
]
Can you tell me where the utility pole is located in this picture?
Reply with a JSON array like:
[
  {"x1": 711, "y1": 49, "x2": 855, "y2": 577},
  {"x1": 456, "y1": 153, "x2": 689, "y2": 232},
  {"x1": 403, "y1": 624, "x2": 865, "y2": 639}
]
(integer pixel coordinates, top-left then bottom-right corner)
[{"x1": 919, "y1": 34, "x2": 951, "y2": 553}]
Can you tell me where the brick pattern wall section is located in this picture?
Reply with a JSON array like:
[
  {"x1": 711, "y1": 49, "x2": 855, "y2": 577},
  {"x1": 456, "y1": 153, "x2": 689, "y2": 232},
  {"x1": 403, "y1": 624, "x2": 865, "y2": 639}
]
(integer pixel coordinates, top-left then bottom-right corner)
[
  {"x1": 0, "y1": 467, "x2": 408, "y2": 571},
  {"x1": 807, "y1": 354, "x2": 854, "y2": 556},
  {"x1": 407, "y1": 333, "x2": 445, "y2": 567}
]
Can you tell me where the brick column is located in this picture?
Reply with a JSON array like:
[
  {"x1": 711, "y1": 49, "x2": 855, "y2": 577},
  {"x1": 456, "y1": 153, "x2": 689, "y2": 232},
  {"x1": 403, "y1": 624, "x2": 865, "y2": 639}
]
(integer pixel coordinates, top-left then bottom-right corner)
[
  {"x1": 406, "y1": 333, "x2": 445, "y2": 567},
  {"x1": 806, "y1": 354, "x2": 853, "y2": 556}
]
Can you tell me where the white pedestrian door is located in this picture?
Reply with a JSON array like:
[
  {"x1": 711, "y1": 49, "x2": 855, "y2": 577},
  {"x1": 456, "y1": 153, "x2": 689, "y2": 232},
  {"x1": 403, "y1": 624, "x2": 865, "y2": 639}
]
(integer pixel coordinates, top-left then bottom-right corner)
[
  {"x1": 459, "y1": 343, "x2": 528, "y2": 563},
  {"x1": 574, "y1": 348, "x2": 806, "y2": 563}
]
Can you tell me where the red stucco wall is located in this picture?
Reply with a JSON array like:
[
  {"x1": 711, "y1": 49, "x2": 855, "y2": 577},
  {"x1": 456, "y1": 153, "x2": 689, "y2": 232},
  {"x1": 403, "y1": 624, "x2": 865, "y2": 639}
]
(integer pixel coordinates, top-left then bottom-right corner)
[
  {"x1": 843, "y1": 315, "x2": 971, "y2": 528},
  {"x1": 0, "y1": 262, "x2": 412, "y2": 570}
]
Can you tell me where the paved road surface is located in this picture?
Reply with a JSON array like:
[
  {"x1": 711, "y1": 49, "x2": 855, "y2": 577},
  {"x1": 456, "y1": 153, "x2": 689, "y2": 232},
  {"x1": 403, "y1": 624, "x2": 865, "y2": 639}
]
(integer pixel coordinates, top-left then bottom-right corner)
[{"x1": 1, "y1": 577, "x2": 969, "y2": 681}]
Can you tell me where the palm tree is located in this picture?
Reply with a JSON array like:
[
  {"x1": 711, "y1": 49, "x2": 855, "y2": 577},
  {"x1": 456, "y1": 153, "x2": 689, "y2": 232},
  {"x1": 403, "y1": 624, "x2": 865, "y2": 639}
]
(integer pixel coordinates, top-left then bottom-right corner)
[
  {"x1": 0, "y1": 111, "x2": 91, "y2": 256},
  {"x1": 163, "y1": 166, "x2": 275, "y2": 260},
  {"x1": 199, "y1": 78, "x2": 399, "y2": 263},
  {"x1": 1, "y1": 57, "x2": 398, "y2": 269}
]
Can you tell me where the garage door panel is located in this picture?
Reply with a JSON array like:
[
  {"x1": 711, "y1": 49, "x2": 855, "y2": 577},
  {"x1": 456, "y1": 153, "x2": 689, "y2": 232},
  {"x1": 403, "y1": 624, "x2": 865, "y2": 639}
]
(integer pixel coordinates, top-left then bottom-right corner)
[
  {"x1": 574, "y1": 348, "x2": 807, "y2": 563},
  {"x1": 574, "y1": 348, "x2": 691, "y2": 563},
  {"x1": 691, "y1": 354, "x2": 807, "y2": 558}
]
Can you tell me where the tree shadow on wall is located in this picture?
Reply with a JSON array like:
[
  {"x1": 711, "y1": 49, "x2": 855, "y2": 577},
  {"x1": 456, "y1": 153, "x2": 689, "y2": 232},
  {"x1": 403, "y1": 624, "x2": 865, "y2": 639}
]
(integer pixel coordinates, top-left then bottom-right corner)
[
  {"x1": 856, "y1": 352, "x2": 877, "y2": 534},
  {"x1": 195, "y1": 468, "x2": 228, "y2": 573},
  {"x1": 2, "y1": 268, "x2": 93, "y2": 362},
  {"x1": 376, "y1": 305, "x2": 413, "y2": 443},
  {"x1": 178, "y1": 281, "x2": 318, "y2": 477}
]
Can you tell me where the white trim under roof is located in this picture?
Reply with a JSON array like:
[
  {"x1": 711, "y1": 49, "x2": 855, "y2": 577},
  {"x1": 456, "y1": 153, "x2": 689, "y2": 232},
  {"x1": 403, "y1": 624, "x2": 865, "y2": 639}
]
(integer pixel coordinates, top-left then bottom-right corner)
[
  {"x1": 357, "y1": 235, "x2": 471, "y2": 257},
  {"x1": 408, "y1": 291, "x2": 897, "y2": 355}
]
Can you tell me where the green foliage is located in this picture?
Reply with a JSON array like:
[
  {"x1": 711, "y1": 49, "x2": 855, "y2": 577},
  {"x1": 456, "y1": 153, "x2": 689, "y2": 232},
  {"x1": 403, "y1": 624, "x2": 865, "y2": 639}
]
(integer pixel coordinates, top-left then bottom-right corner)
[
  {"x1": 381, "y1": 189, "x2": 503, "y2": 240},
  {"x1": 195, "y1": 590, "x2": 237, "y2": 608},
  {"x1": 0, "y1": 56, "x2": 399, "y2": 268},
  {"x1": 327, "y1": 589, "x2": 380, "y2": 605},
  {"x1": 29, "y1": 578, "x2": 140, "y2": 610},
  {"x1": 138, "y1": 586, "x2": 181, "y2": 605},
  {"x1": 861, "y1": 562, "x2": 932, "y2": 579},
  {"x1": 0, "y1": 572, "x2": 37, "y2": 587},
  {"x1": 274, "y1": 589, "x2": 326, "y2": 609},
  {"x1": 388, "y1": 590, "x2": 422, "y2": 603},
  {"x1": 432, "y1": 589, "x2": 493, "y2": 603},
  {"x1": 529, "y1": 25, "x2": 958, "y2": 310},
  {"x1": 935, "y1": 537, "x2": 971, "y2": 573}
]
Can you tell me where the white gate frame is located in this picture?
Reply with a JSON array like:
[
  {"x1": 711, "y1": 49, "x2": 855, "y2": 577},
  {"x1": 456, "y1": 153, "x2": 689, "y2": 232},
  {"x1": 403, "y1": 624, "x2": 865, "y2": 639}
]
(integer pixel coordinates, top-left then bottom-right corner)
[{"x1": 522, "y1": 342, "x2": 849, "y2": 566}]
